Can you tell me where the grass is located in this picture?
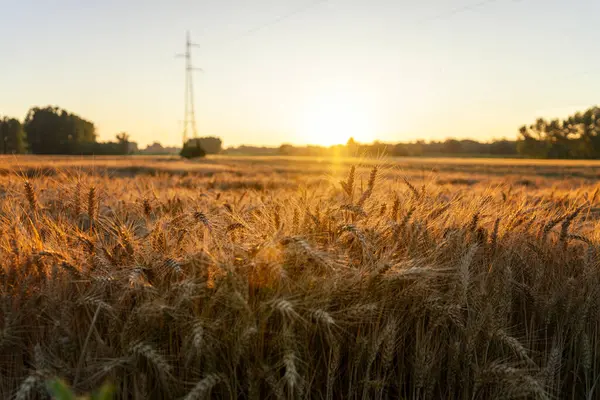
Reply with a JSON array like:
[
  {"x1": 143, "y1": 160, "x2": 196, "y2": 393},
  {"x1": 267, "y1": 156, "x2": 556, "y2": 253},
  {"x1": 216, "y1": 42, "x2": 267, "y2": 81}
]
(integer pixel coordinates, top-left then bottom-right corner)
[{"x1": 1, "y1": 155, "x2": 600, "y2": 399}]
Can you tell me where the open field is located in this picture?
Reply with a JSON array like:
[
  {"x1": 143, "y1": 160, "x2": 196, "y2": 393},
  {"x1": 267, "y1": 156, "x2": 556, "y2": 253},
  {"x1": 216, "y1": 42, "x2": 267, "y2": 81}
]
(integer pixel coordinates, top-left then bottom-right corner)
[
  {"x1": 6, "y1": 154, "x2": 600, "y2": 186},
  {"x1": 2, "y1": 155, "x2": 600, "y2": 399}
]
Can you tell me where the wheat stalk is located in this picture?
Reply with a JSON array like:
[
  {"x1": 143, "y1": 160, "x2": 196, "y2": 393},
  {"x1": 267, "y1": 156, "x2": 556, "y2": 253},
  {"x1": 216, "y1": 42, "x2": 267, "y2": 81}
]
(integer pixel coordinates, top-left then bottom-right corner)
[
  {"x1": 87, "y1": 186, "x2": 97, "y2": 224},
  {"x1": 184, "y1": 374, "x2": 222, "y2": 400},
  {"x1": 24, "y1": 180, "x2": 37, "y2": 212}
]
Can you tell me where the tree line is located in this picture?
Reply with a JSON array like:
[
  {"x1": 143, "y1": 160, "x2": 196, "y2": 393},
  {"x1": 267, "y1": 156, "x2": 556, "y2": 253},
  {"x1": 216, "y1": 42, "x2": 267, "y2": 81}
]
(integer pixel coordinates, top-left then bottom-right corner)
[
  {"x1": 237, "y1": 104, "x2": 600, "y2": 159},
  {"x1": 0, "y1": 106, "x2": 133, "y2": 155},
  {"x1": 517, "y1": 106, "x2": 600, "y2": 159},
  {"x1": 4, "y1": 103, "x2": 600, "y2": 158},
  {"x1": 276, "y1": 137, "x2": 519, "y2": 158},
  {"x1": 0, "y1": 105, "x2": 223, "y2": 157}
]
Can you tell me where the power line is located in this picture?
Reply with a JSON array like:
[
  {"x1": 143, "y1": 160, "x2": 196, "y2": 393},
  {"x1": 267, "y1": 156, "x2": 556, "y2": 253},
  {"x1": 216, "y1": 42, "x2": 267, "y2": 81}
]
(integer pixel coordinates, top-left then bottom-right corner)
[
  {"x1": 423, "y1": 0, "x2": 500, "y2": 24},
  {"x1": 205, "y1": 0, "x2": 512, "y2": 53},
  {"x1": 208, "y1": 0, "x2": 332, "y2": 50},
  {"x1": 235, "y1": 0, "x2": 331, "y2": 40}
]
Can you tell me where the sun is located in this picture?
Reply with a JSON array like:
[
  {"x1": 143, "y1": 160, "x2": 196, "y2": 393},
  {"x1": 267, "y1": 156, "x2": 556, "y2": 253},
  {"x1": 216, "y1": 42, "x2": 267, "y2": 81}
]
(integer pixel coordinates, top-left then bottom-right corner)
[{"x1": 295, "y1": 94, "x2": 376, "y2": 146}]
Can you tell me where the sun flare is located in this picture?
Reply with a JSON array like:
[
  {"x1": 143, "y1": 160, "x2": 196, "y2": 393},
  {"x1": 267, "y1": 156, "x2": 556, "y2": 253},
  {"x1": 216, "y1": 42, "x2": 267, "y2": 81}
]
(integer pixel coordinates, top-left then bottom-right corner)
[{"x1": 295, "y1": 95, "x2": 376, "y2": 146}]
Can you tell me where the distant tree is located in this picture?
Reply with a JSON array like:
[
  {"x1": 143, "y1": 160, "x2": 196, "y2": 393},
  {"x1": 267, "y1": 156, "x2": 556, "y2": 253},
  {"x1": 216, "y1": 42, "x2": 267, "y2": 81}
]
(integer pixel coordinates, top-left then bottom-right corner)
[
  {"x1": 412, "y1": 140, "x2": 425, "y2": 156},
  {"x1": 368, "y1": 140, "x2": 388, "y2": 156},
  {"x1": 116, "y1": 132, "x2": 130, "y2": 155},
  {"x1": 127, "y1": 141, "x2": 139, "y2": 153},
  {"x1": 144, "y1": 142, "x2": 165, "y2": 153},
  {"x1": 459, "y1": 140, "x2": 487, "y2": 154},
  {"x1": 77, "y1": 141, "x2": 122, "y2": 155},
  {"x1": 24, "y1": 106, "x2": 96, "y2": 154},
  {"x1": 279, "y1": 144, "x2": 294, "y2": 155},
  {"x1": 443, "y1": 139, "x2": 462, "y2": 154},
  {"x1": 517, "y1": 106, "x2": 600, "y2": 159},
  {"x1": 0, "y1": 117, "x2": 26, "y2": 154},
  {"x1": 391, "y1": 143, "x2": 409, "y2": 157},
  {"x1": 138, "y1": 142, "x2": 180, "y2": 155},
  {"x1": 489, "y1": 140, "x2": 517, "y2": 155},
  {"x1": 180, "y1": 139, "x2": 206, "y2": 159},
  {"x1": 188, "y1": 137, "x2": 222, "y2": 154},
  {"x1": 346, "y1": 137, "x2": 359, "y2": 156}
]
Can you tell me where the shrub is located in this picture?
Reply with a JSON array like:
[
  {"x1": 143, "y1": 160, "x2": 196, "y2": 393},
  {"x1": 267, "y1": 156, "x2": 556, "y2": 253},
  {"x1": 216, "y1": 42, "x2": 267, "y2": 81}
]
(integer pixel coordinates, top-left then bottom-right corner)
[{"x1": 180, "y1": 140, "x2": 206, "y2": 159}]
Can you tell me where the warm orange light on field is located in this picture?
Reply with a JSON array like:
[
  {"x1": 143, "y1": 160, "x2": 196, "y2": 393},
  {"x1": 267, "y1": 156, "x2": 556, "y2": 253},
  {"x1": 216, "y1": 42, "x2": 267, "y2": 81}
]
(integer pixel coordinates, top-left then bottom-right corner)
[{"x1": 295, "y1": 94, "x2": 376, "y2": 146}]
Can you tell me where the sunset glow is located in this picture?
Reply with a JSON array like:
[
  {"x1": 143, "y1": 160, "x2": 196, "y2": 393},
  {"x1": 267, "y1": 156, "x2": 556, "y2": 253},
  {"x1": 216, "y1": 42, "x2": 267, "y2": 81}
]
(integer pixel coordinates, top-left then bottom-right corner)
[{"x1": 295, "y1": 95, "x2": 376, "y2": 146}]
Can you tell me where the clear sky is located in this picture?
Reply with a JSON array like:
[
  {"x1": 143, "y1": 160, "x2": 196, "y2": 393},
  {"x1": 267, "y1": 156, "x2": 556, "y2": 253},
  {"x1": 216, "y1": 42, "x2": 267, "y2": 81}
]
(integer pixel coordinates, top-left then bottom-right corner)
[{"x1": 1, "y1": 0, "x2": 599, "y2": 147}]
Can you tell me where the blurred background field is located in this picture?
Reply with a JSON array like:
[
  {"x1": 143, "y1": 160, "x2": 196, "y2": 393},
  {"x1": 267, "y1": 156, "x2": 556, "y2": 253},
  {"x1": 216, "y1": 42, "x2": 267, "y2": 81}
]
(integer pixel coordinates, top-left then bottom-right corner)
[{"x1": 6, "y1": 154, "x2": 600, "y2": 189}]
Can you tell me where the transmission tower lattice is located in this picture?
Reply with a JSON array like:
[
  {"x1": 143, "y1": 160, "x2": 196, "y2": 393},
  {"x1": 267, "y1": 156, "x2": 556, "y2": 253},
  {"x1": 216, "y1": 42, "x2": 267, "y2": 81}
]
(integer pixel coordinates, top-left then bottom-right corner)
[{"x1": 177, "y1": 31, "x2": 202, "y2": 145}]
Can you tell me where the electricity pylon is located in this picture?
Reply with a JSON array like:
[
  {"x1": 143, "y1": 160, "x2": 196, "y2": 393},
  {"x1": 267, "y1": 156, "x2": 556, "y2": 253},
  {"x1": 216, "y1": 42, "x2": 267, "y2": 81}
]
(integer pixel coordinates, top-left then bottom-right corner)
[{"x1": 177, "y1": 31, "x2": 202, "y2": 146}]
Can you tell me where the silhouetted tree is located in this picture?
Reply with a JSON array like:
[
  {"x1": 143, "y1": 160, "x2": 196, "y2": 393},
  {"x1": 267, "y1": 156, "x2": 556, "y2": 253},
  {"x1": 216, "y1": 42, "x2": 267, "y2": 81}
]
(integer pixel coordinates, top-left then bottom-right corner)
[
  {"x1": 392, "y1": 143, "x2": 409, "y2": 156},
  {"x1": 517, "y1": 106, "x2": 600, "y2": 159},
  {"x1": 443, "y1": 139, "x2": 462, "y2": 154},
  {"x1": 279, "y1": 144, "x2": 294, "y2": 155},
  {"x1": 24, "y1": 106, "x2": 96, "y2": 154},
  {"x1": 489, "y1": 140, "x2": 517, "y2": 155},
  {"x1": 181, "y1": 139, "x2": 206, "y2": 159},
  {"x1": 0, "y1": 117, "x2": 26, "y2": 154},
  {"x1": 247, "y1": 138, "x2": 518, "y2": 158},
  {"x1": 188, "y1": 137, "x2": 222, "y2": 154},
  {"x1": 116, "y1": 132, "x2": 130, "y2": 155},
  {"x1": 346, "y1": 137, "x2": 359, "y2": 156}
]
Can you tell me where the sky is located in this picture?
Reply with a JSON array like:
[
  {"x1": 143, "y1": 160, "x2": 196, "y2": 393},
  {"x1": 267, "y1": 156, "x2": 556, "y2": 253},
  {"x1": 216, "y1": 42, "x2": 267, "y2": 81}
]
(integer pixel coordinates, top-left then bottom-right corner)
[{"x1": 1, "y1": 0, "x2": 600, "y2": 148}]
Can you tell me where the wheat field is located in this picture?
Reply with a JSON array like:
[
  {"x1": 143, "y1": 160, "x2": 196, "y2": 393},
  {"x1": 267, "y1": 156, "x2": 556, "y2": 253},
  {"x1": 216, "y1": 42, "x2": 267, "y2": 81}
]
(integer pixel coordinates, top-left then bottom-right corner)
[{"x1": 1, "y1": 155, "x2": 600, "y2": 399}]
